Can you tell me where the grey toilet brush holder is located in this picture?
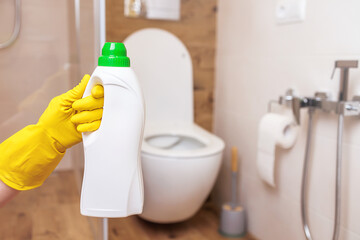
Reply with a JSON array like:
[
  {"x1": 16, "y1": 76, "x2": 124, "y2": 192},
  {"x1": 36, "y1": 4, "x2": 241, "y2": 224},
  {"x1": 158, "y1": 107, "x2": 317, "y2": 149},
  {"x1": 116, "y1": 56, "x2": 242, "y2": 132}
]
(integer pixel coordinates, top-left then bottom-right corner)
[
  {"x1": 219, "y1": 204, "x2": 246, "y2": 237},
  {"x1": 219, "y1": 146, "x2": 246, "y2": 237}
]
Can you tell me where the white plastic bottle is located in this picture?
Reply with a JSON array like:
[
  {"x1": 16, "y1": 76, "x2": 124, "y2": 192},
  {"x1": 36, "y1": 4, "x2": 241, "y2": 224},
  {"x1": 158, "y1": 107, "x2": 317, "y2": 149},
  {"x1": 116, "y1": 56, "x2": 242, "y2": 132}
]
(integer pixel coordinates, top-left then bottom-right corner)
[{"x1": 80, "y1": 42, "x2": 145, "y2": 218}]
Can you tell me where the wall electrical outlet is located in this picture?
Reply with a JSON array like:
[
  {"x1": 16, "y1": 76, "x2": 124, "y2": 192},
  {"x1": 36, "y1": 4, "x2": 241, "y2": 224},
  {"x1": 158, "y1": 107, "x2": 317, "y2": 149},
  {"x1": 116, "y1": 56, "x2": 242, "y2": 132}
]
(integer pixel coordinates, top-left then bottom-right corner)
[{"x1": 276, "y1": 0, "x2": 306, "y2": 24}]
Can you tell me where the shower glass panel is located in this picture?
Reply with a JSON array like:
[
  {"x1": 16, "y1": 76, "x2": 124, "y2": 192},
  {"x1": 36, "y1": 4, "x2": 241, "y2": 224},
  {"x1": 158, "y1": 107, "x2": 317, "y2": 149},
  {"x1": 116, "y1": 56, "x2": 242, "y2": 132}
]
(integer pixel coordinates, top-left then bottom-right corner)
[{"x1": 0, "y1": 0, "x2": 103, "y2": 239}]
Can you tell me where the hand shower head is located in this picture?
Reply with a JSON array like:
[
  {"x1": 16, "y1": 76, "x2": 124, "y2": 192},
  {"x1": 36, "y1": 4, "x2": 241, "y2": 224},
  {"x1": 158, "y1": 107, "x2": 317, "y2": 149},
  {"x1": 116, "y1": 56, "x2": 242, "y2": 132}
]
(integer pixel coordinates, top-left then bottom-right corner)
[{"x1": 331, "y1": 60, "x2": 358, "y2": 101}]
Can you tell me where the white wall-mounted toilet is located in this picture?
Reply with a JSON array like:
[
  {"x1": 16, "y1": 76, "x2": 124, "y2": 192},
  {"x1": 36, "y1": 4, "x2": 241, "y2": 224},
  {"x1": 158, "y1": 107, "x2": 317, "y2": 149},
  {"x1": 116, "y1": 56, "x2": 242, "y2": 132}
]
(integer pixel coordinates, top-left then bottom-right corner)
[{"x1": 124, "y1": 28, "x2": 225, "y2": 223}]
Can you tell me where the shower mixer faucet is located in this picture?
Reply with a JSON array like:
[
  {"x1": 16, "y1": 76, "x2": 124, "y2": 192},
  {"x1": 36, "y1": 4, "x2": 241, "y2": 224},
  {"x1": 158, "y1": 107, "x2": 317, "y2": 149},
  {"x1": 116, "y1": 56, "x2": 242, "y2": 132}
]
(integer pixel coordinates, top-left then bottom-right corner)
[
  {"x1": 270, "y1": 60, "x2": 360, "y2": 240},
  {"x1": 276, "y1": 60, "x2": 360, "y2": 124}
]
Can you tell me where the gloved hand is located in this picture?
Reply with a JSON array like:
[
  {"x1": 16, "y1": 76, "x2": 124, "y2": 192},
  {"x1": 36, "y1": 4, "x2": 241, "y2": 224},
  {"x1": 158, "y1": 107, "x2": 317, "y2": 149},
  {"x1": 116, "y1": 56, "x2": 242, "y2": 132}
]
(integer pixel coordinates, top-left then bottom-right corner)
[
  {"x1": 37, "y1": 74, "x2": 104, "y2": 149},
  {"x1": 71, "y1": 84, "x2": 104, "y2": 133},
  {"x1": 0, "y1": 75, "x2": 104, "y2": 190}
]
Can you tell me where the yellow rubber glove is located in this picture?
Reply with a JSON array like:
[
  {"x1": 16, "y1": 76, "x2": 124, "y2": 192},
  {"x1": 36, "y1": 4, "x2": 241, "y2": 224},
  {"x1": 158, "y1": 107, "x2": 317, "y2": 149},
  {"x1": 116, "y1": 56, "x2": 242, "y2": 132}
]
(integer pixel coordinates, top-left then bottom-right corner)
[
  {"x1": 71, "y1": 84, "x2": 104, "y2": 132},
  {"x1": 0, "y1": 75, "x2": 104, "y2": 190}
]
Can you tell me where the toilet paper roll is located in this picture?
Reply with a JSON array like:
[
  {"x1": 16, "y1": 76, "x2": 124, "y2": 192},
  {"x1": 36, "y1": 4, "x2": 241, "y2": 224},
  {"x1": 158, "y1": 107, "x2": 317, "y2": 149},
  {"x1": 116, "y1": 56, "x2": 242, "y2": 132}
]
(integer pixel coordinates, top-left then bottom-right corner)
[{"x1": 257, "y1": 113, "x2": 299, "y2": 187}]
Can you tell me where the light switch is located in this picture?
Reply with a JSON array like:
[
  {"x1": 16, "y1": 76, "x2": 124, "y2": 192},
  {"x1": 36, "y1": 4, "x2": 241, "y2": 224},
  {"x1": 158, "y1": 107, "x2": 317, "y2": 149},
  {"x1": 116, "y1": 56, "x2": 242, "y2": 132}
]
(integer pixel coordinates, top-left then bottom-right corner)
[{"x1": 276, "y1": 0, "x2": 306, "y2": 24}]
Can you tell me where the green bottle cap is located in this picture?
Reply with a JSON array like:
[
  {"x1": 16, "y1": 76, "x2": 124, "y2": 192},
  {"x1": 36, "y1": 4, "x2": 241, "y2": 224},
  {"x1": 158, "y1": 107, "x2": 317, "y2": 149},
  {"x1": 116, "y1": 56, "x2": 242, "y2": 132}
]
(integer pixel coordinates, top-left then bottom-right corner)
[{"x1": 98, "y1": 42, "x2": 130, "y2": 67}]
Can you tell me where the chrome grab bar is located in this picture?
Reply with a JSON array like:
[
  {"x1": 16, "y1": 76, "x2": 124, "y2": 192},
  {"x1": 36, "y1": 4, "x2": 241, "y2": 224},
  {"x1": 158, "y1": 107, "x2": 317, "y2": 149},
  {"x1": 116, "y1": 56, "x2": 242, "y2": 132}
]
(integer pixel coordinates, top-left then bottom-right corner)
[{"x1": 0, "y1": 0, "x2": 21, "y2": 49}]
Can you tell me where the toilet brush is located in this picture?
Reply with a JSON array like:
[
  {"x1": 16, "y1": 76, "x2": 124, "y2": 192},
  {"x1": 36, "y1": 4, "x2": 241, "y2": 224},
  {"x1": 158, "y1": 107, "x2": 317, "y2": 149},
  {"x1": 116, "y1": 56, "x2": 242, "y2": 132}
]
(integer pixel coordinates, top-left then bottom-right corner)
[{"x1": 219, "y1": 146, "x2": 246, "y2": 237}]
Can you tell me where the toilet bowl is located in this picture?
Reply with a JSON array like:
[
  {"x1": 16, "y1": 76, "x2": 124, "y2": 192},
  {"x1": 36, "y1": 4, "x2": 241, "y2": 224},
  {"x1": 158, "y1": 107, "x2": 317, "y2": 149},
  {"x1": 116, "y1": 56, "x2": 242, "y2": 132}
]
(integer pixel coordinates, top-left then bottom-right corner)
[{"x1": 124, "y1": 28, "x2": 225, "y2": 223}]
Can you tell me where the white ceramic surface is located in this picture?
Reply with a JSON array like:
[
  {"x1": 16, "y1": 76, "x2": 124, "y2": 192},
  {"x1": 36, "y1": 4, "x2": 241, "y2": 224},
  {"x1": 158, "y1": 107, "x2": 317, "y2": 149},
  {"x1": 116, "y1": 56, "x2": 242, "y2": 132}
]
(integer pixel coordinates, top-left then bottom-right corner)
[
  {"x1": 141, "y1": 132, "x2": 223, "y2": 223},
  {"x1": 124, "y1": 28, "x2": 225, "y2": 223},
  {"x1": 124, "y1": 28, "x2": 193, "y2": 126}
]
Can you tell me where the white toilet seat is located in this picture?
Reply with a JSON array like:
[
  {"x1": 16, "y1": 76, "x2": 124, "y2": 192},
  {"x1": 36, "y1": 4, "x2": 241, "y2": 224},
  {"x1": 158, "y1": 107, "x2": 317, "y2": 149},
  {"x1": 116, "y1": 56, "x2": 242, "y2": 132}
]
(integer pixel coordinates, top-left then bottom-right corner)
[{"x1": 142, "y1": 124, "x2": 224, "y2": 158}]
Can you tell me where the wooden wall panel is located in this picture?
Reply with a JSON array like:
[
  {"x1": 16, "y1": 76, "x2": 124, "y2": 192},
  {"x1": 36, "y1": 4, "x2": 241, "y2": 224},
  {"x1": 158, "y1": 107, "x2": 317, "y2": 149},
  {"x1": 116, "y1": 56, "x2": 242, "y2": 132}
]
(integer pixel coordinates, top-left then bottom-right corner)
[{"x1": 106, "y1": 0, "x2": 217, "y2": 131}]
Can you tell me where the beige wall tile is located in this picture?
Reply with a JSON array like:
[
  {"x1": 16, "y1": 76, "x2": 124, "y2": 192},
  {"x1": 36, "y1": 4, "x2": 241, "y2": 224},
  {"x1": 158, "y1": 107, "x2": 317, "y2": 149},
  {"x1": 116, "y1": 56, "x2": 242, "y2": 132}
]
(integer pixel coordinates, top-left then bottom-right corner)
[{"x1": 215, "y1": 0, "x2": 360, "y2": 239}]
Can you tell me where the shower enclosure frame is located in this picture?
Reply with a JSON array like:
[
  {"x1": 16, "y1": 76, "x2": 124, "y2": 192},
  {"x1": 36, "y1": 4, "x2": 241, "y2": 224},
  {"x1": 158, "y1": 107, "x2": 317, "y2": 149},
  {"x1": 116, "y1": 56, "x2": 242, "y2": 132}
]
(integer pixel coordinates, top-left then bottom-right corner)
[{"x1": 72, "y1": 0, "x2": 107, "y2": 240}]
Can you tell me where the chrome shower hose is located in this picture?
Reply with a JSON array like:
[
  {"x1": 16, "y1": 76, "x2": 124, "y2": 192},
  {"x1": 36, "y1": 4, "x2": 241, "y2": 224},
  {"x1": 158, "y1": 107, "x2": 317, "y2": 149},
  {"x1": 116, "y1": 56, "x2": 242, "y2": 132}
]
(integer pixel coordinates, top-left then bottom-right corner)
[{"x1": 301, "y1": 108, "x2": 343, "y2": 240}]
